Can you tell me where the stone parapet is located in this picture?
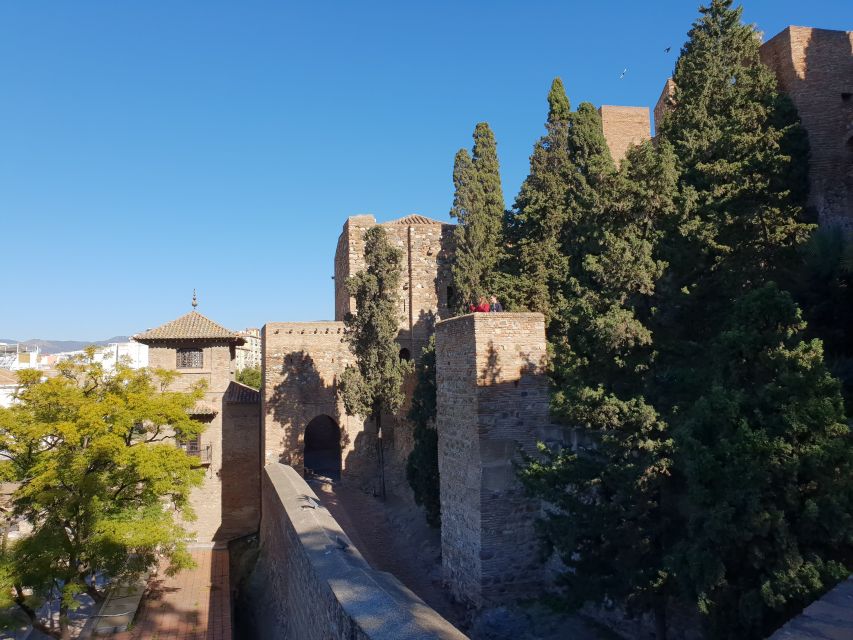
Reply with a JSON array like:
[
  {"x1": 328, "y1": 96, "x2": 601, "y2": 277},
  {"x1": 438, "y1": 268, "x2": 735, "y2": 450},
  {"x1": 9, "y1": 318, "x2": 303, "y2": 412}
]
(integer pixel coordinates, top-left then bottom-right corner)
[
  {"x1": 435, "y1": 313, "x2": 549, "y2": 608},
  {"x1": 247, "y1": 463, "x2": 467, "y2": 640}
]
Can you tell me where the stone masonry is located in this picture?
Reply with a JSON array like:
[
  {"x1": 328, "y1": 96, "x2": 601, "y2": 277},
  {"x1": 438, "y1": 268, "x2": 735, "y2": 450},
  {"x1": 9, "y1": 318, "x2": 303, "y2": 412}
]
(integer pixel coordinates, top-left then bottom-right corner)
[
  {"x1": 137, "y1": 312, "x2": 260, "y2": 544},
  {"x1": 598, "y1": 105, "x2": 651, "y2": 165},
  {"x1": 760, "y1": 26, "x2": 853, "y2": 229},
  {"x1": 245, "y1": 463, "x2": 467, "y2": 640},
  {"x1": 655, "y1": 26, "x2": 853, "y2": 228},
  {"x1": 334, "y1": 214, "x2": 456, "y2": 358},
  {"x1": 435, "y1": 313, "x2": 549, "y2": 608}
]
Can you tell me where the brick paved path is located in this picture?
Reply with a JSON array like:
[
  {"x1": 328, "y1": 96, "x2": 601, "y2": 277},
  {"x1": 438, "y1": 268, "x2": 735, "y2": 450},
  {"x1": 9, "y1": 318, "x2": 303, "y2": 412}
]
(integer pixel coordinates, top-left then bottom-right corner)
[{"x1": 108, "y1": 548, "x2": 231, "y2": 640}]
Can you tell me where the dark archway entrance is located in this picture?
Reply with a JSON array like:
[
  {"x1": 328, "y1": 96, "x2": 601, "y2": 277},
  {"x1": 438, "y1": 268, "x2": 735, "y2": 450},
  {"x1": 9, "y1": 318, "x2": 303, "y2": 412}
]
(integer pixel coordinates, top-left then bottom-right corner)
[{"x1": 304, "y1": 415, "x2": 341, "y2": 481}]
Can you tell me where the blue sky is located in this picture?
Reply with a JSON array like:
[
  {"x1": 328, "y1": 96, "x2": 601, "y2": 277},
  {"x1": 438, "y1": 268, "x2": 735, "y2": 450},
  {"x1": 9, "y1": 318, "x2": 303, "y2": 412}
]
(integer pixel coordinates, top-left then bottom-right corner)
[{"x1": 1, "y1": 1, "x2": 850, "y2": 340}]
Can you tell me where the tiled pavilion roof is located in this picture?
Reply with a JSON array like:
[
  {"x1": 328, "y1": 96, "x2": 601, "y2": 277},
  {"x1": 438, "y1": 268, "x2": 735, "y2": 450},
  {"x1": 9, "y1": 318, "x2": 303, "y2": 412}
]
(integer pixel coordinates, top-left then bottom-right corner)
[
  {"x1": 135, "y1": 311, "x2": 244, "y2": 344},
  {"x1": 386, "y1": 214, "x2": 446, "y2": 225}
]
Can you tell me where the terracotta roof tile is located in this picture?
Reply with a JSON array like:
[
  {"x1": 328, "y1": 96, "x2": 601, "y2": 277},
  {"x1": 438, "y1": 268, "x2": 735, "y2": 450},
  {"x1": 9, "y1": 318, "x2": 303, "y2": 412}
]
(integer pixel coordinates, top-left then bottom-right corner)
[
  {"x1": 385, "y1": 214, "x2": 446, "y2": 225},
  {"x1": 224, "y1": 381, "x2": 260, "y2": 404},
  {"x1": 188, "y1": 400, "x2": 218, "y2": 416},
  {"x1": 135, "y1": 311, "x2": 243, "y2": 344}
]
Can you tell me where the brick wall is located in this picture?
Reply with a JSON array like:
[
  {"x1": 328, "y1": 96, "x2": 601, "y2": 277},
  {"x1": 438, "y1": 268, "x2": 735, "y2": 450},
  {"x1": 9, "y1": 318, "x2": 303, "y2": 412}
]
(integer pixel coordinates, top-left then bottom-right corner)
[
  {"x1": 333, "y1": 215, "x2": 455, "y2": 355},
  {"x1": 599, "y1": 105, "x2": 651, "y2": 165},
  {"x1": 148, "y1": 341, "x2": 259, "y2": 543},
  {"x1": 760, "y1": 26, "x2": 853, "y2": 228},
  {"x1": 435, "y1": 313, "x2": 549, "y2": 607},
  {"x1": 245, "y1": 463, "x2": 467, "y2": 640}
]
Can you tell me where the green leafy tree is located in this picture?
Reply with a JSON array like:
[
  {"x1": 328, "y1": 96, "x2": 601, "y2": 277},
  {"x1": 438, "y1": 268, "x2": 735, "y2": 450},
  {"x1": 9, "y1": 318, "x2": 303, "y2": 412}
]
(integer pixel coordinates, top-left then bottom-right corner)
[
  {"x1": 339, "y1": 226, "x2": 413, "y2": 498},
  {"x1": 450, "y1": 122, "x2": 506, "y2": 311},
  {"x1": 236, "y1": 366, "x2": 262, "y2": 390},
  {"x1": 521, "y1": 140, "x2": 680, "y2": 639},
  {"x1": 0, "y1": 352, "x2": 205, "y2": 639},
  {"x1": 405, "y1": 336, "x2": 440, "y2": 527},
  {"x1": 674, "y1": 284, "x2": 853, "y2": 639},
  {"x1": 507, "y1": 78, "x2": 573, "y2": 323}
]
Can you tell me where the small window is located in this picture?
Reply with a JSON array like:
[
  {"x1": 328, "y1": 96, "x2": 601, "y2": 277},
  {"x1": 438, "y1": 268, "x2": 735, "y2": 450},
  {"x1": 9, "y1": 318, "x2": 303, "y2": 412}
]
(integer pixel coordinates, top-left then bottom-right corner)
[
  {"x1": 446, "y1": 286, "x2": 455, "y2": 306},
  {"x1": 399, "y1": 348, "x2": 411, "y2": 361},
  {"x1": 177, "y1": 348, "x2": 203, "y2": 369},
  {"x1": 842, "y1": 93, "x2": 852, "y2": 102}
]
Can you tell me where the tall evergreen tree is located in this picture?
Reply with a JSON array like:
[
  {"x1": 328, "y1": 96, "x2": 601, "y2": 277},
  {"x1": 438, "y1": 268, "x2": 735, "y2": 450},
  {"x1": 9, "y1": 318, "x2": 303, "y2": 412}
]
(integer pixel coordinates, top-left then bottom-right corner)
[
  {"x1": 651, "y1": 3, "x2": 852, "y2": 637},
  {"x1": 508, "y1": 78, "x2": 573, "y2": 323},
  {"x1": 655, "y1": 0, "x2": 811, "y2": 348},
  {"x1": 405, "y1": 336, "x2": 440, "y2": 527},
  {"x1": 521, "y1": 140, "x2": 680, "y2": 639},
  {"x1": 674, "y1": 284, "x2": 853, "y2": 639},
  {"x1": 339, "y1": 226, "x2": 413, "y2": 498},
  {"x1": 450, "y1": 122, "x2": 506, "y2": 311}
]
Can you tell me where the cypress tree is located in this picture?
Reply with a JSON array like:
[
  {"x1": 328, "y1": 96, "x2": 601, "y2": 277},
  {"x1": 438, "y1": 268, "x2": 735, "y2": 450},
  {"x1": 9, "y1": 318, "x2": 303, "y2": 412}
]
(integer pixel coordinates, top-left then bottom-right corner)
[
  {"x1": 652, "y1": 3, "x2": 852, "y2": 637},
  {"x1": 509, "y1": 78, "x2": 573, "y2": 324},
  {"x1": 656, "y1": 0, "x2": 811, "y2": 346},
  {"x1": 405, "y1": 336, "x2": 440, "y2": 527},
  {"x1": 339, "y1": 226, "x2": 413, "y2": 498},
  {"x1": 450, "y1": 122, "x2": 506, "y2": 312},
  {"x1": 521, "y1": 140, "x2": 680, "y2": 639},
  {"x1": 674, "y1": 284, "x2": 853, "y2": 639}
]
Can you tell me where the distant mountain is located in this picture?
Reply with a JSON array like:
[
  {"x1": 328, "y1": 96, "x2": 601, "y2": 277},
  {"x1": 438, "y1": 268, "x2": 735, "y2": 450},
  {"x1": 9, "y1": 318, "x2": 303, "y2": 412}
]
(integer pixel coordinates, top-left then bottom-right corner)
[{"x1": 0, "y1": 336, "x2": 131, "y2": 354}]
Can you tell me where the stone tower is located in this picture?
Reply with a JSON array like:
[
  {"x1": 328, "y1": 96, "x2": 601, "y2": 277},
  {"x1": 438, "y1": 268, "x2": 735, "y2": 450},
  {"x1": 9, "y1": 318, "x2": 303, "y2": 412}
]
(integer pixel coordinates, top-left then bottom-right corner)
[
  {"x1": 135, "y1": 304, "x2": 260, "y2": 544},
  {"x1": 759, "y1": 26, "x2": 853, "y2": 229},
  {"x1": 435, "y1": 312, "x2": 550, "y2": 607}
]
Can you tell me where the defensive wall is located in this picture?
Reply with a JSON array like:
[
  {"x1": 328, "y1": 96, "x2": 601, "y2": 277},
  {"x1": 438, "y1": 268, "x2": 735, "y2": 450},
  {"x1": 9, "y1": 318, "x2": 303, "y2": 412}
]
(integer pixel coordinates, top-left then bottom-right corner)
[
  {"x1": 599, "y1": 105, "x2": 652, "y2": 165},
  {"x1": 244, "y1": 463, "x2": 467, "y2": 640},
  {"x1": 655, "y1": 26, "x2": 853, "y2": 228},
  {"x1": 435, "y1": 312, "x2": 552, "y2": 608},
  {"x1": 760, "y1": 26, "x2": 853, "y2": 228}
]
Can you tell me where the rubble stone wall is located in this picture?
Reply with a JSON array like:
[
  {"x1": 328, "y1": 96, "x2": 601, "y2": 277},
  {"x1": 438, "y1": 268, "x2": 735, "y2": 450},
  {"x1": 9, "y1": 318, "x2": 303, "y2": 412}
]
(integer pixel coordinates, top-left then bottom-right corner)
[
  {"x1": 247, "y1": 463, "x2": 467, "y2": 640},
  {"x1": 435, "y1": 313, "x2": 550, "y2": 607}
]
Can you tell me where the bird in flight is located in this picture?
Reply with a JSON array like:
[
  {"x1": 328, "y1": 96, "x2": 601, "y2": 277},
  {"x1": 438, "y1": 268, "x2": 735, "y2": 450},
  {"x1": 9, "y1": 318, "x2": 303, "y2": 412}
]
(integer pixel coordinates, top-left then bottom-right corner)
[
  {"x1": 619, "y1": 68, "x2": 628, "y2": 79},
  {"x1": 664, "y1": 46, "x2": 672, "y2": 53}
]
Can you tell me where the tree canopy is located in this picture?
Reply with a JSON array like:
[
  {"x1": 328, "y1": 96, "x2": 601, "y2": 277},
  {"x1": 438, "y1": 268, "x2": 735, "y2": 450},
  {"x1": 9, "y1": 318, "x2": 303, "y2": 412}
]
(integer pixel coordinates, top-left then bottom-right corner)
[
  {"x1": 339, "y1": 225, "x2": 413, "y2": 497},
  {"x1": 0, "y1": 353, "x2": 205, "y2": 639}
]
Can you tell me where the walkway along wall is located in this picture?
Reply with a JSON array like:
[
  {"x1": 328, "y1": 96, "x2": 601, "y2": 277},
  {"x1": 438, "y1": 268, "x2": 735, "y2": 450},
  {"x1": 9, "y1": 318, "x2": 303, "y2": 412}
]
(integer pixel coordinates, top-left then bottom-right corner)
[
  {"x1": 435, "y1": 312, "x2": 550, "y2": 608},
  {"x1": 243, "y1": 463, "x2": 467, "y2": 640}
]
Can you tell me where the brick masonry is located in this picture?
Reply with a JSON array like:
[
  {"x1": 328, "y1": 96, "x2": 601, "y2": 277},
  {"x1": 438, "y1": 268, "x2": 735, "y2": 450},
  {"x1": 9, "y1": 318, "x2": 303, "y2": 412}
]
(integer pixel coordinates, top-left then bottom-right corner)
[
  {"x1": 246, "y1": 463, "x2": 467, "y2": 640},
  {"x1": 435, "y1": 313, "x2": 550, "y2": 608},
  {"x1": 655, "y1": 26, "x2": 853, "y2": 228},
  {"x1": 147, "y1": 340, "x2": 260, "y2": 544},
  {"x1": 599, "y1": 105, "x2": 651, "y2": 165},
  {"x1": 760, "y1": 26, "x2": 853, "y2": 229}
]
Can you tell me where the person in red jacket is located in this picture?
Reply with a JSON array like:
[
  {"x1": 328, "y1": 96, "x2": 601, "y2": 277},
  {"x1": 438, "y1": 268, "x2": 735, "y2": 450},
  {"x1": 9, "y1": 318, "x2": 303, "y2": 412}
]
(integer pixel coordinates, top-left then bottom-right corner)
[{"x1": 469, "y1": 296, "x2": 490, "y2": 313}]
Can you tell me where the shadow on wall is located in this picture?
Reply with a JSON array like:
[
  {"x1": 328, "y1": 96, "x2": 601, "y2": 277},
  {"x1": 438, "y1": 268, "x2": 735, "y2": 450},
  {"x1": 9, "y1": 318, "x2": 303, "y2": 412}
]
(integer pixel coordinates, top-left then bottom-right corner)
[
  {"x1": 267, "y1": 351, "x2": 348, "y2": 471},
  {"x1": 267, "y1": 350, "x2": 381, "y2": 488}
]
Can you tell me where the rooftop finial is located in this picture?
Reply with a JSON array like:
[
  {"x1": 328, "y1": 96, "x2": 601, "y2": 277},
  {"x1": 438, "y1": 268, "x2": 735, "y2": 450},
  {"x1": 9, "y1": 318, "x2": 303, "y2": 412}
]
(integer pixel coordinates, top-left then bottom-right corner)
[{"x1": 192, "y1": 289, "x2": 198, "y2": 308}]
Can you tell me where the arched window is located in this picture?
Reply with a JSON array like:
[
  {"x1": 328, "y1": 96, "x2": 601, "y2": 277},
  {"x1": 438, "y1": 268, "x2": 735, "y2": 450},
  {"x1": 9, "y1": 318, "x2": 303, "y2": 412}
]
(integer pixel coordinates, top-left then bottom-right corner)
[{"x1": 399, "y1": 348, "x2": 411, "y2": 361}]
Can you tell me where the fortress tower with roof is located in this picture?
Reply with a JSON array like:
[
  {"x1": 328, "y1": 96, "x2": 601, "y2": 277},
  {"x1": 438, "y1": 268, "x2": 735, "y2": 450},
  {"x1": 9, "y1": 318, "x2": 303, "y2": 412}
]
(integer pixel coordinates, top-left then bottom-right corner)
[{"x1": 135, "y1": 298, "x2": 261, "y2": 545}]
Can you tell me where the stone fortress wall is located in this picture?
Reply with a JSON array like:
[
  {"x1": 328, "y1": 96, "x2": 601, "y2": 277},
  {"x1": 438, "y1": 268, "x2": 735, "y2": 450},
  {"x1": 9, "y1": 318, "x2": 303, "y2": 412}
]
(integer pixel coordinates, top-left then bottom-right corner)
[
  {"x1": 245, "y1": 463, "x2": 467, "y2": 640},
  {"x1": 759, "y1": 26, "x2": 853, "y2": 229},
  {"x1": 264, "y1": 214, "x2": 456, "y2": 498},
  {"x1": 435, "y1": 313, "x2": 551, "y2": 608},
  {"x1": 655, "y1": 26, "x2": 853, "y2": 229},
  {"x1": 599, "y1": 105, "x2": 652, "y2": 165},
  {"x1": 255, "y1": 25, "x2": 853, "y2": 622}
]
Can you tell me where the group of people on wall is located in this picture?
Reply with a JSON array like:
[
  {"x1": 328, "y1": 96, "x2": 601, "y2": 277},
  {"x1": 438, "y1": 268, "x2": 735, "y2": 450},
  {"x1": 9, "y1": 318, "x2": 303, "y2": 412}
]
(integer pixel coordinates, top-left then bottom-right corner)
[{"x1": 469, "y1": 295, "x2": 503, "y2": 313}]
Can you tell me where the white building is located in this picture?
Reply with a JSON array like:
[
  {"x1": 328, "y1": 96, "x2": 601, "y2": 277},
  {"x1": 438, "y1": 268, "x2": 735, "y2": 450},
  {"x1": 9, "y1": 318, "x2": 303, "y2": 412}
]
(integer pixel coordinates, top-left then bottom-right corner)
[{"x1": 235, "y1": 328, "x2": 261, "y2": 370}]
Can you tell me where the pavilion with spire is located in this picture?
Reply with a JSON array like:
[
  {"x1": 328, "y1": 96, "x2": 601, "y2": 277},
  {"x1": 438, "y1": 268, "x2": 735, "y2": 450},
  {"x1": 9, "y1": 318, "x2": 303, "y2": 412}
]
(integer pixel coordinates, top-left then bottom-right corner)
[{"x1": 134, "y1": 293, "x2": 260, "y2": 545}]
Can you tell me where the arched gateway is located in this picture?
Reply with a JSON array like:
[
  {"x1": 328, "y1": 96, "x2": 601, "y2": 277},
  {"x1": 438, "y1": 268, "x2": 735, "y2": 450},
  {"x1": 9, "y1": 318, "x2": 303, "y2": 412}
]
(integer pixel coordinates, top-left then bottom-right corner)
[{"x1": 303, "y1": 415, "x2": 341, "y2": 481}]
